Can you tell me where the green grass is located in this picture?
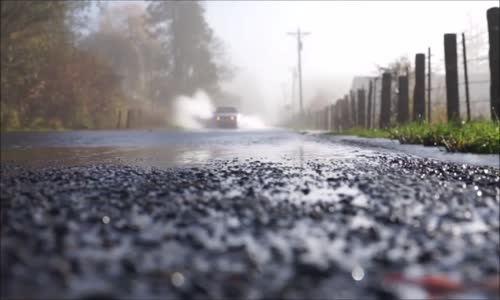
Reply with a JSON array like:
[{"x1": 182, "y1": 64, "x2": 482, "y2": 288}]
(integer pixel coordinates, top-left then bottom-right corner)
[
  {"x1": 329, "y1": 121, "x2": 499, "y2": 154},
  {"x1": 390, "y1": 121, "x2": 499, "y2": 154}
]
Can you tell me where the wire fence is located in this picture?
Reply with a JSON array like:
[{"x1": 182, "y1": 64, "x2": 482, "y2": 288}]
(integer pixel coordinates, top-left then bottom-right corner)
[
  {"x1": 293, "y1": 18, "x2": 497, "y2": 130},
  {"x1": 424, "y1": 29, "x2": 491, "y2": 121}
]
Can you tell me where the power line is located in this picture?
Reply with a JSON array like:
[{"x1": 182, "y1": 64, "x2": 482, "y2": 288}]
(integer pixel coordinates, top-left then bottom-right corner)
[
  {"x1": 461, "y1": 80, "x2": 489, "y2": 85},
  {"x1": 463, "y1": 31, "x2": 488, "y2": 41},
  {"x1": 427, "y1": 80, "x2": 490, "y2": 91},
  {"x1": 466, "y1": 57, "x2": 489, "y2": 62}
]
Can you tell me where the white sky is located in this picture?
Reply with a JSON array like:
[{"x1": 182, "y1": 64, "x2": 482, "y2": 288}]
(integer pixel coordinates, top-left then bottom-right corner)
[{"x1": 204, "y1": 1, "x2": 497, "y2": 119}]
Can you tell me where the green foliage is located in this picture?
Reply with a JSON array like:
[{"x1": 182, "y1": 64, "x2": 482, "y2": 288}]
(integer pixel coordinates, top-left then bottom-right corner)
[
  {"x1": 1, "y1": 1, "x2": 231, "y2": 131},
  {"x1": 1, "y1": 1, "x2": 99, "y2": 130}
]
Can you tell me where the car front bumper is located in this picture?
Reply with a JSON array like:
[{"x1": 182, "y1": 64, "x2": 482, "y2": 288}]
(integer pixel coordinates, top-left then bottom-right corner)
[{"x1": 215, "y1": 119, "x2": 237, "y2": 128}]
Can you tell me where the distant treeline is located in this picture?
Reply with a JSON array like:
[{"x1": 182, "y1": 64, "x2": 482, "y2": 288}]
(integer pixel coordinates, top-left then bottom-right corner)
[{"x1": 1, "y1": 1, "x2": 232, "y2": 130}]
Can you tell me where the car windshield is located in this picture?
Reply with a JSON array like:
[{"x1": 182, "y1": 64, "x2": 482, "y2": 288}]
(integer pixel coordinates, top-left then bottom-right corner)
[{"x1": 215, "y1": 107, "x2": 237, "y2": 113}]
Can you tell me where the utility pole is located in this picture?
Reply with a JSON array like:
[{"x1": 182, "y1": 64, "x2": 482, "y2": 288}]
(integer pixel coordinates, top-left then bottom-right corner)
[
  {"x1": 288, "y1": 28, "x2": 310, "y2": 116},
  {"x1": 462, "y1": 32, "x2": 471, "y2": 122},
  {"x1": 427, "y1": 47, "x2": 432, "y2": 123}
]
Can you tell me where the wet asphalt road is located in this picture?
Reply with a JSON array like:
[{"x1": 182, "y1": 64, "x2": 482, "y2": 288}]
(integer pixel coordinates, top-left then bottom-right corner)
[{"x1": 1, "y1": 129, "x2": 499, "y2": 300}]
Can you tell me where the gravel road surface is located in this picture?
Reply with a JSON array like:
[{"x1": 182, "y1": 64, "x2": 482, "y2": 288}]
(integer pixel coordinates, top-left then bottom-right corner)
[{"x1": 1, "y1": 130, "x2": 499, "y2": 300}]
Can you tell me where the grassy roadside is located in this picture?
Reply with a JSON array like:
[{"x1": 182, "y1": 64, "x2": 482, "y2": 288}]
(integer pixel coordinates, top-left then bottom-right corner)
[
  {"x1": 329, "y1": 121, "x2": 500, "y2": 154},
  {"x1": 331, "y1": 128, "x2": 392, "y2": 139}
]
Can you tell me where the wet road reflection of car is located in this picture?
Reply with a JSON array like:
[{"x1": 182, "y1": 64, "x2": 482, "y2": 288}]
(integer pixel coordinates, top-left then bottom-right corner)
[{"x1": 214, "y1": 106, "x2": 238, "y2": 129}]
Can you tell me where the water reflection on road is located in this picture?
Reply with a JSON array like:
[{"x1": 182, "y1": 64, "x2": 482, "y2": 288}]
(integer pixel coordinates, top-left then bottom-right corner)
[
  {"x1": 0, "y1": 140, "x2": 367, "y2": 170},
  {"x1": 1, "y1": 129, "x2": 497, "y2": 169},
  {"x1": 0, "y1": 129, "x2": 366, "y2": 169}
]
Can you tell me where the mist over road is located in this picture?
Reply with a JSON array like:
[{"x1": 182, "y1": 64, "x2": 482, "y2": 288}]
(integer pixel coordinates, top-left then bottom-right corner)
[{"x1": 1, "y1": 129, "x2": 499, "y2": 299}]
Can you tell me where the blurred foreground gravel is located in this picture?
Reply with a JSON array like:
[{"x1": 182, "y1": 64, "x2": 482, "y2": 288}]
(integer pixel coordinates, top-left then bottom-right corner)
[{"x1": 1, "y1": 151, "x2": 499, "y2": 300}]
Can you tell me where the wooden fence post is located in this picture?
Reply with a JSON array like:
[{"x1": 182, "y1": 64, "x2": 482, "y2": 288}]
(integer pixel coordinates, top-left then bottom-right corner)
[
  {"x1": 367, "y1": 80, "x2": 373, "y2": 129},
  {"x1": 326, "y1": 106, "x2": 330, "y2": 131},
  {"x1": 335, "y1": 102, "x2": 341, "y2": 131},
  {"x1": 398, "y1": 75, "x2": 409, "y2": 124},
  {"x1": 413, "y1": 53, "x2": 426, "y2": 122},
  {"x1": 330, "y1": 104, "x2": 335, "y2": 131},
  {"x1": 337, "y1": 101, "x2": 342, "y2": 131},
  {"x1": 380, "y1": 72, "x2": 392, "y2": 129},
  {"x1": 487, "y1": 7, "x2": 500, "y2": 120},
  {"x1": 357, "y1": 89, "x2": 366, "y2": 128},
  {"x1": 324, "y1": 107, "x2": 329, "y2": 130},
  {"x1": 372, "y1": 78, "x2": 378, "y2": 128},
  {"x1": 342, "y1": 98, "x2": 349, "y2": 130},
  {"x1": 444, "y1": 34, "x2": 460, "y2": 121},
  {"x1": 350, "y1": 90, "x2": 356, "y2": 127}
]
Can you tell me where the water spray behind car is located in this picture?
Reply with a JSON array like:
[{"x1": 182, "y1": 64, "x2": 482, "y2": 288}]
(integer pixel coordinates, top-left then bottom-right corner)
[
  {"x1": 173, "y1": 90, "x2": 269, "y2": 130},
  {"x1": 236, "y1": 114, "x2": 268, "y2": 129},
  {"x1": 173, "y1": 90, "x2": 215, "y2": 129}
]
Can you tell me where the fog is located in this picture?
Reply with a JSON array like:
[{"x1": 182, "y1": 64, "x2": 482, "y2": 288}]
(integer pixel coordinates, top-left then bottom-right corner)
[
  {"x1": 86, "y1": 0, "x2": 495, "y2": 126},
  {"x1": 1, "y1": 1, "x2": 496, "y2": 130}
]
